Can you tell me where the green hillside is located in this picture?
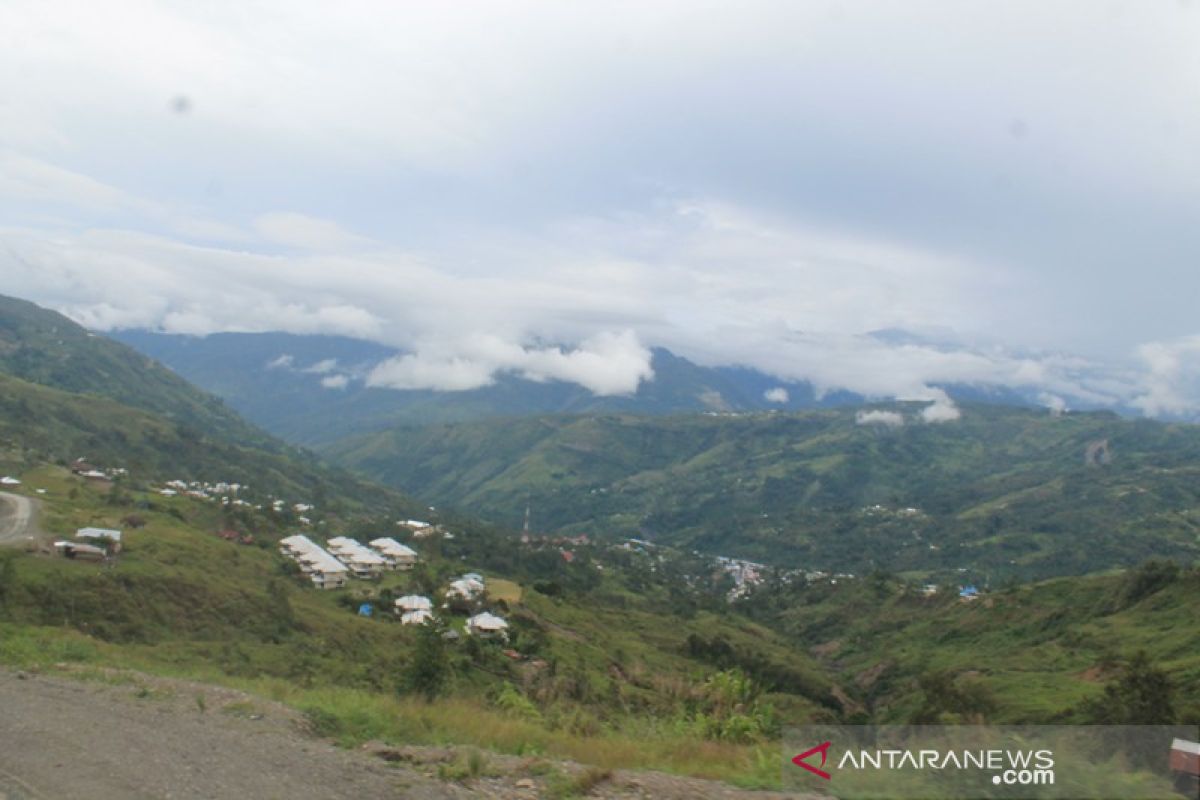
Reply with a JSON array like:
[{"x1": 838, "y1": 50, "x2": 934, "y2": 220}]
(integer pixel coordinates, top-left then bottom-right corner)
[
  {"x1": 0, "y1": 295, "x2": 274, "y2": 450},
  {"x1": 325, "y1": 407, "x2": 1200, "y2": 581}
]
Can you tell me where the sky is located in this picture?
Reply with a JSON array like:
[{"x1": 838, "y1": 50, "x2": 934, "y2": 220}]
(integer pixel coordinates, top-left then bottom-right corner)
[{"x1": 1, "y1": 1, "x2": 1198, "y2": 416}]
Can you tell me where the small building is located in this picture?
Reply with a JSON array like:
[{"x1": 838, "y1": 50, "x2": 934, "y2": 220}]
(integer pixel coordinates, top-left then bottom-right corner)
[
  {"x1": 921, "y1": 584, "x2": 939, "y2": 596},
  {"x1": 446, "y1": 577, "x2": 484, "y2": 601},
  {"x1": 466, "y1": 612, "x2": 509, "y2": 640},
  {"x1": 369, "y1": 538, "x2": 419, "y2": 570},
  {"x1": 959, "y1": 585, "x2": 980, "y2": 600},
  {"x1": 325, "y1": 537, "x2": 387, "y2": 579},
  {"x1": 54, "y1": 540, "x2": 107, "y2": 561},
  {"x1": 401, "y1": 608, "x2": 434, "y2": 625},
  {"x1": 395, "y1": 595, "x2": 433, "y2": 614},
  {"x1": 279, "y1": 534, "x2": 349, "y2": 590},
  {"x1": 76, "y1": 527, "x2": 122, "y2": 553}
]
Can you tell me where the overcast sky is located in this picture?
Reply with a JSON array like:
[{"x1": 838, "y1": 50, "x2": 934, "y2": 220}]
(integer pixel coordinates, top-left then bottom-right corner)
[{"x1": 2, "y1": 1, "x2": 1198, "y2": 415}]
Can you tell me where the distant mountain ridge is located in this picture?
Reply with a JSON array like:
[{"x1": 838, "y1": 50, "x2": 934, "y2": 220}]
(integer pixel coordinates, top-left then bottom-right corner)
[
  {"x1": 111, "y1": 329, "x2": 1063, "y2": 444},
  {"x1": 324, "y1": 405, "x2": 1200, "y2": 582}
]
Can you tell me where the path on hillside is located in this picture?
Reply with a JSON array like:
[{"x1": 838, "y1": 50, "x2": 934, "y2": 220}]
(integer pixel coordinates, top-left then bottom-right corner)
[
  {"x1": 0, "y1": 491, "x2": 40, "y2": 547},
  {"x1": 0, "y1": 669, "x2": 813, "y2": 799}
]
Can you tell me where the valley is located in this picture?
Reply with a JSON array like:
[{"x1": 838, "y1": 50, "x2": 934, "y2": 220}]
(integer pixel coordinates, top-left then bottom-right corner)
[{"x1": 0, "y1": 295, "x2": 1196, "y2": 796}]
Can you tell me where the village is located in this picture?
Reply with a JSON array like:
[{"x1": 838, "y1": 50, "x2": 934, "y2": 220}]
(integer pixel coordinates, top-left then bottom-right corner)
[{"x1": 5, "y1": 457, "x2": 997, "y2": 650}]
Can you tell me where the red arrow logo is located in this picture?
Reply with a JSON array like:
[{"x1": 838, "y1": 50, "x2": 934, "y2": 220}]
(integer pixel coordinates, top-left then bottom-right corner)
[{"x1": 792, "y1": 741, "x2": 832, "y2": 780}]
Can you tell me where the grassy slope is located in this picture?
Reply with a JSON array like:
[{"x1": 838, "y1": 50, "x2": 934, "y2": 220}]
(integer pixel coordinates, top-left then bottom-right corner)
[
  {"x1": 744, "y1": 570, "x2": 1200, "y2": 724},
  {"x1": 0, "y1": 371, "x2": 427, "y2": 516},
  {"x1": 0, "y1": 295, "x2": 275, "y2": 450},
  {"x1": 325, "y1": 407, "x2": 1200, "y2": 580},
  {"x1": 0, "y1": 467, "x2": 828, "y2": 786}
]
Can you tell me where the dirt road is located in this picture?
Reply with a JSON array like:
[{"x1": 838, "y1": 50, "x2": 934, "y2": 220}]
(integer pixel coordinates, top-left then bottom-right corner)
[
  {"x1": 0, "y1": 491, "x2": 39, "y2": 547},
  {"x1": 0, "y1": 669, "x2": 811, "y2": 799},
  {"x1": 0, "y1": 670, "x2": 460, "y2": 800}
]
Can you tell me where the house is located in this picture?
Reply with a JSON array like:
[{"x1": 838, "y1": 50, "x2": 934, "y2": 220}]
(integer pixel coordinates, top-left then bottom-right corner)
[
  {"x1": 959, "y1": 585, "x2": 980, "y2": 600},
  {"x1": 446, "y1": 575, "x2": 485, "y2": 601},
  {"x1": 279, "y1": 534, "x2": 349, "y2": 590},
  {"x1": 325, "y1": 537, "x2": 387, "y2": 578},
  {"x1": 54, "y1": 540, "x2": 107, "y2": 561},
  {"x1": 395, "y1": 595, "x2": 433, "y2": 614},
  {"x1": 921, "y1": 584, "x2": 939, "y2": 596},
  {"x1": 401, "y1": 608, "x2": 434, "y2": 625},
  {"x1": 368, "y1": 538, "x2": 419, "y2": 570},
  {"x1": 1170, "y1": 738, "x2": 1199, "y2": 794},
  {"x1": 70, "y1": 459, "x2": 97, "y2": 475},
  {"x1": 76, "y1": 527, "x2": 122, "y2": 553},
  {"x1": 466, "y1": 612, "x2": 509, "y2": 639}
]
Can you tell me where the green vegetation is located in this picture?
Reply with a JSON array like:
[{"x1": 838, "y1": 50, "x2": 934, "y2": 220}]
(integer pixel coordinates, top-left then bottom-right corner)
[
  {"x1": 326, "y1": 407, "x2": 1200, "y2": 580},
  {"x1": 0, "y1": 295, "x2": 1194, "y2": 791}
]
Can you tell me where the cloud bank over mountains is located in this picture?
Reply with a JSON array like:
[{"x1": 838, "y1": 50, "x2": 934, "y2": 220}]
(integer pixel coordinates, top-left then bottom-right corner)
[{"x1": 1, "y1": 1, "x2": 1198, "y2": 416}]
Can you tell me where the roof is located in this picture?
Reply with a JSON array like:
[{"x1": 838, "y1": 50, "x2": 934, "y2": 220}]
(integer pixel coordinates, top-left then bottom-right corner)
[
  {"x1": 467, "y1": 612, "x2": 508, "y2": 631},
  {"x1": 1173, "y1": 739, "x2": 1200, "y2": 755},
  {"x1": 368, "y1": 538, "x2": 418, "y2": 557},
  {"x1": 395, "y1": 595, "x2": 433, "y2": 610},
  {"x1": 280, "y1": 534, "x2": 347, "y2": 573},
  {"x1": 76, "y1": 527, "x2": 122, "y2": 542},
  {"x1": 401, "y1": 609, "x2": 434, "y2": 624}
]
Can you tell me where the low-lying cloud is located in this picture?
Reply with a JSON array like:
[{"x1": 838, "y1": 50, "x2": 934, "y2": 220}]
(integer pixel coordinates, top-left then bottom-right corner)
[
  {"x1": 856, "y1": 409, "x2": 905, "y2": 427},
  {"x1": 366, "y1": 331, "x2": 652, "y2": 395}
]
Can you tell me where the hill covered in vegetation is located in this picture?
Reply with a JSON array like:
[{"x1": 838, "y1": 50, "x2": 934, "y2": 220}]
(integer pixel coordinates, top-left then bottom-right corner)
[{"x1": 325, "y1": 406, "x2": 1200, "y2": 582}]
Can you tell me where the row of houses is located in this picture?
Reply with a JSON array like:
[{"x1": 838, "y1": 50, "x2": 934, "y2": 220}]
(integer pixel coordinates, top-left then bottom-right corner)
[
  {"x1": 393, "y1": 592, "x2": 509, "y2": 638},
  {"x1": 279, "y1": 534, "x2": 420, "y2": 589}
]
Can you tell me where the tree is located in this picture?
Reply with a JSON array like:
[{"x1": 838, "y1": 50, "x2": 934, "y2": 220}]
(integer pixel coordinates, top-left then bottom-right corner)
[
  {"x1": 404, "y1": 620, "x2": 449, "y2": 701},
  {"x1": 1084, "y1": 650, "x2": 1176, "y2": 725}
]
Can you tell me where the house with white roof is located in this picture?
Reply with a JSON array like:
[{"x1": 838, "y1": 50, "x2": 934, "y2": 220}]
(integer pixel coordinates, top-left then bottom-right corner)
[
  {"x1": 76, "y1": 527, "x2": 122, "y2": 553},
  {"x1": 325, "y1": 536, "x2": 387, "y2": 579},
  {"x1": 368, "y1": 538, "x2": 419, "y2": 570},
  {"x1": 401, "y1": 608, "x2": 435, "y2": 625},
  {"x1": 395, "y1": 595, "x2": 433, "y2": 613},
  {"x1": 446, "y1": 576, "x2": 485, "y2": 601},
  {"x1": 466, "y1": 612, "x2": 509, "y2": 639},
  {"x1": 279, "y1": 534, "x2": 348, "y2": 590}
]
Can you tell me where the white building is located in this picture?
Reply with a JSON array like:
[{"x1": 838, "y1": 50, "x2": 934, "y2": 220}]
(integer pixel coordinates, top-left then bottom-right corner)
[
  {"x1": 395, "y1": 594, "x2": 434, "y2": 613},
  {"x1": 325, "y1": 537, "x2": 387, "y2": 578},
  {"x1": 76, "y1": 527, "x2": 122, "y2": 553},
  {"x1": 279, "y1": 534, "x2": 349, "y2": 590},
  {"x1": 466, "y1": 612, "x2": 509, "y2": 639},
  {"x1": 401, "y1": 608, "x2": 435, "y2": 625},
  {"x1": 368, "y1": 538, "x2": 419, "y2": 570}
]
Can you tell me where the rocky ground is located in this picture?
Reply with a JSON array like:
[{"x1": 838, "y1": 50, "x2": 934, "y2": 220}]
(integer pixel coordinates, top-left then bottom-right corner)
[{"x1": 0, "y1": 667, "x2": 814, "y2": 799}]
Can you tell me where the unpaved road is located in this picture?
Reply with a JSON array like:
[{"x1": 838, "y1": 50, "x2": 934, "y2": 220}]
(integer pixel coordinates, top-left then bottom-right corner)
[
  {"x1": 0, "y1": 491, "x2": 40, "y2": 547},
  {"x1": 0, "y1": 669, "x2": 810, "y2": 799}
]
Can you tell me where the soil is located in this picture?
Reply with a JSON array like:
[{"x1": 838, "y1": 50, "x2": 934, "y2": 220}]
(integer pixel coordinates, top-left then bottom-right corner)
[{"x1": 0, "y1": 668, "x2": 817, "y2": 799}]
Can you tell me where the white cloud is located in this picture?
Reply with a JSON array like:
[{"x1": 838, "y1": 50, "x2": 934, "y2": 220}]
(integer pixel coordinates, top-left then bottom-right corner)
[
  {"x1": 856, "y1": 409, "x2": 905, "y2": 427},
  {"x1": 1038, "y1": 392, "x2": 1068, "y2": 416},
  {"x1": 266, "y1": 354, "x2": 294, "y2": 370},
  {"x1": 918, "y1": 389, "x2": 962, "y2": 423},
  {"x1": 1130, "y1": 336, "x2": 1200, "y2": 417},
  {"x1": 320, "y1": 374, "x2": 350, "y2": 390},
  {"x1": 302, "y1": 358, "x2": 338, "y2": 375},
  {"x1": 367, "y1": 331, "x2": 652, "y2": 395},
  {"x1": 763, "y1": 387, "x2": 789, "y2": 403}
]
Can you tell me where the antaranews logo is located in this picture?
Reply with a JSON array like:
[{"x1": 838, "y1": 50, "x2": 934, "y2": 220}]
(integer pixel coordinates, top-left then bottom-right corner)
[
  {"x1": 791, "y1": 740, "x2": 1054, "y2": 785},
  {"x1": 791, "y1": 741, "x2": 832, "y2": 780},
  {"x1": 785, "y1": 725, "x2": 1198, "y2": 799}
]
